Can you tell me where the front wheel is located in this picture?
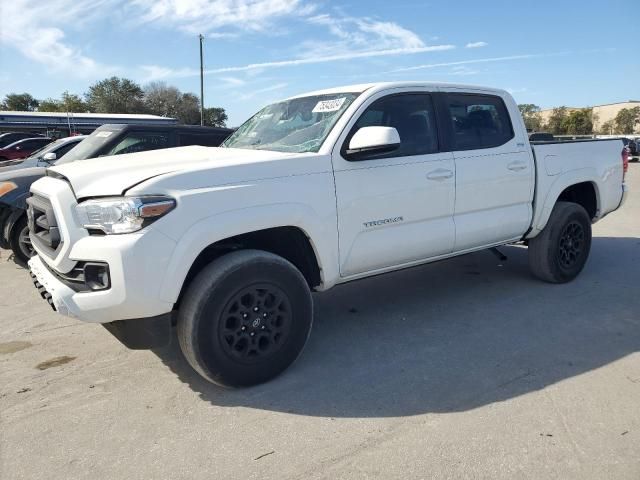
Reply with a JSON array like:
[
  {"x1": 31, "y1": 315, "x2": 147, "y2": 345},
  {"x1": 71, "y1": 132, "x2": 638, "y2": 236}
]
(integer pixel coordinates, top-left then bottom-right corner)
[
  {"x1": 177, "y1": 250, "x2": 313, "y2": 387},
  {"x1": 9, "y1": 216, "x2": 35, "y2": 265},
  {"x1": 528, "y1": 201, "x2": 592, "y2": 283}
]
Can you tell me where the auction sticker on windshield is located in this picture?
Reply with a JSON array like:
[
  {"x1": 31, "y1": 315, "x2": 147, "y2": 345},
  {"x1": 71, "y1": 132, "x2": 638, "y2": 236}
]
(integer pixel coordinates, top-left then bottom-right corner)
[
  {"x1": 312, "y1": 97, "x2": 346, "y2": 113},
  {"x1": 96, "y1": 131, "x2": 114, "y2": 138}
]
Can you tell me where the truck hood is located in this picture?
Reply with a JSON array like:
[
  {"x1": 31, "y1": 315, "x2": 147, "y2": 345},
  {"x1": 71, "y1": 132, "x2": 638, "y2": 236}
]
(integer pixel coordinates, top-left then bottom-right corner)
[{"x1": 49, "y1": 146, "x2": 321, "y2": 199}]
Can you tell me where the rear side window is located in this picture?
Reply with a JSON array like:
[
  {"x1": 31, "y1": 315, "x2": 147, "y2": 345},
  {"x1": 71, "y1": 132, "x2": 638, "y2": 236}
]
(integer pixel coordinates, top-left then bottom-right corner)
[
  {"x1": 346, "y1": 93, "x2": 439, "y2": 160},
  {"x1": 178, "y1": 132, "x2": 227, "y2": 147},
  {"x1": 54, "y1": 141, "x2": 79, "y2": 157},
  {"x1": 106, "y1": 132, "x2": 169, "y2": 156},
  {"x1": 445, "y1": 94, "x2": 514, "y2": 150},
  {"x1": 21, "y1": 139, "x2": 48, "y2": 149}
]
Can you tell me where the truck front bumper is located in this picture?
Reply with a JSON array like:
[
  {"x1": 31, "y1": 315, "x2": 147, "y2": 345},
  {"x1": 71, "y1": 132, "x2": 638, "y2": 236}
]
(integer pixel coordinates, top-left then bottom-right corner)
[
  {"x1": 28, "y1": 227, "x2": 177, "y2": 324},
  {"x1": 29, "y1": 255, "x2": 172, "y2": 349}
]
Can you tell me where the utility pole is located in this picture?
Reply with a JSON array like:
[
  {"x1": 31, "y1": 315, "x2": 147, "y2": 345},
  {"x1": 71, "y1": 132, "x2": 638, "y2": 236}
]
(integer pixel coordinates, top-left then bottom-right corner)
[{"x1": 199, "y1": 34, "x2": 205, "y2": 126}]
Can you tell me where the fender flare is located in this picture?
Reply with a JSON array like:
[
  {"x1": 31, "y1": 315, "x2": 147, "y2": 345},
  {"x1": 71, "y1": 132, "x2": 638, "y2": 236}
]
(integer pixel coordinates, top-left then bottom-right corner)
[
  {"x1": 157, "y1": 203, "x2": 339, "y2": 304},
  {"x1": 528, "y1": 168, "x2": 600, "y2": 238}
]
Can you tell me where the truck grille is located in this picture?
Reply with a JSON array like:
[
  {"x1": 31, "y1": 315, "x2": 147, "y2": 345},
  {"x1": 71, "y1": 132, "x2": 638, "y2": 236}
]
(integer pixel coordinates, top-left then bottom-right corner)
[{"x1": 26, "y1": 195, "x2": 61, "y2": 256}]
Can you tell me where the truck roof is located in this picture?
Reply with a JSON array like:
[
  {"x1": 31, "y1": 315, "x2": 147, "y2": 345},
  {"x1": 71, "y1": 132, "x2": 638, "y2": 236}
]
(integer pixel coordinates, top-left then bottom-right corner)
[{"x1": 287, "y1": 81, "x2": 508, "y2": 99}]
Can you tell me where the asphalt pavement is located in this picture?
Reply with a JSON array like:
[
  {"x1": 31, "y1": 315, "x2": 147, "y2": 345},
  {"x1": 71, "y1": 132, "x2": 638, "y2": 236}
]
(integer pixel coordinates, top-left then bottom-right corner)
[{"x1": 1, "y1": 166, "x2": 639, "y2": 480}]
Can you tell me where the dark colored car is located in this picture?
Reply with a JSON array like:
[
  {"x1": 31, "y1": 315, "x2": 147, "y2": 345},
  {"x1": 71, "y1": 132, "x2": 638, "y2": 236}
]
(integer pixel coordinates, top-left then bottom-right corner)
[
  {"x1": 0, "y1": 137, "x2": 53, "y2": 166},
  {"x1": 529, "y1": 132, "x2": 555, "y2": 142},
  {"x1": 627, "y1": 138, "x2": 638, "y2": 161},
  {"x1": 0, "y1": 132, "x2": 44, "y2": 148},
  {"x1": 0, "y1": 123, "x2": 233, "y2": 263},
  {"x1": 0, "y1": 135, "x2": 86, "y2": 174}
]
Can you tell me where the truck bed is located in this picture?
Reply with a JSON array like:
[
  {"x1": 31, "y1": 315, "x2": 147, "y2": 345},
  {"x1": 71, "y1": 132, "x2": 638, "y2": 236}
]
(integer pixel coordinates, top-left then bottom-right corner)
[{"x1": 528, "y1": 138, "x2": 625, "y2": 237}]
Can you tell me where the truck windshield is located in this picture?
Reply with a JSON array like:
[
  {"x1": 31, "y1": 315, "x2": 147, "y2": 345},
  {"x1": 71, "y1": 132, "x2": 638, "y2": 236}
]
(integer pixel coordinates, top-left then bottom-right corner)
[{"x1": 222, "y1": 93, "x2": 359, "y2": 153}]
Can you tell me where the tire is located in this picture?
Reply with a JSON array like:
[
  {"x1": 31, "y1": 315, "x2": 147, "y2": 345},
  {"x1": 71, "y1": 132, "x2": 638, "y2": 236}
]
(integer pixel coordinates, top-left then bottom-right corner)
[
  {"x1": 9, "y1": 216, "x2": 35, "y2": 265},
  {"x1": 528, "y1": 201, "x2": 592, "y2": 283},
  {"x1": 177, "y1": 249, "x2": 313, "y2": 387}
]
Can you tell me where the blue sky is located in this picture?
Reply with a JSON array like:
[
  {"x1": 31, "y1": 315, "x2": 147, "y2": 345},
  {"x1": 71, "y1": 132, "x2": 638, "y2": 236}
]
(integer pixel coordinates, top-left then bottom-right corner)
[{"x1": 1, "y1": 0, "x2": 638, "y2": 126}]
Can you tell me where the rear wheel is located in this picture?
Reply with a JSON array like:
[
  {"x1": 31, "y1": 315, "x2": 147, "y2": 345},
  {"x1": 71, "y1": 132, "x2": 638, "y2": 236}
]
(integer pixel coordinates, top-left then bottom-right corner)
[
  {"x1": 9, "y1": 216, "x2": 34, "y2": 265},
  {"x1": 528, "y1": 201, "x2": 592, "y2": 283},
  {"x1": 177, "y1": 250, "x2": 313, "y2": 387}
]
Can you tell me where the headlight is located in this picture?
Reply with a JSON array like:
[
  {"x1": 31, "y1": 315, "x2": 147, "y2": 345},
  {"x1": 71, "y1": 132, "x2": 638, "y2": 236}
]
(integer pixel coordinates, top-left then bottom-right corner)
[
  {"x1": 75, "y1": 195, "x2": 176, "y2": 234},
  {"x1": 0, "y1": 181, "x2": 17, "y2": 197}
]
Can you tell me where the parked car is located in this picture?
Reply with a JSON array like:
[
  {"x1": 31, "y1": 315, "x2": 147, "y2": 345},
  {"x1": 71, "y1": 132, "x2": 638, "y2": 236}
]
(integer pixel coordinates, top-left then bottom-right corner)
[
  {"x1": 627, "y1": 138, "x2": 639, "y2": 161},
  {"x1": 0, "y1": 137, "x2": 52, "y2": 167},
  {"x1": 0, "y1": 132, "x2": 44, "y2": 149},
  {"x1": 0, "y1": 135, "x2": 86, "y2": 173},
  {"x1": 529, "y1": 132, "x2": 554, "y2": 142},
  {"x1": 27, "y1": 82, "x2": 627, "y2": 387},
  {"x1": 0, "y1": 124, "x2": 233, "y2": 263}
]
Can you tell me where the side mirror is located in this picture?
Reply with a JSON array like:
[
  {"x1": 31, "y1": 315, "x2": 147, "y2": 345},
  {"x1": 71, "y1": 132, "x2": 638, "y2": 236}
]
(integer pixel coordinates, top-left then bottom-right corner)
[
  {"x1": 43, "y1": 152, "x2": 57, "y2": 162},
  {"x1": 345, "y1": 126, "x2": 400, "y2": 159}
]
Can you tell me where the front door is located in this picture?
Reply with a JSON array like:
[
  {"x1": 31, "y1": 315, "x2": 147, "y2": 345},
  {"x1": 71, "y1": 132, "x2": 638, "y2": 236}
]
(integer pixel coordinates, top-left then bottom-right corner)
[{"x1": 333, "y1": 90, "x2": 456, "y2": 277}]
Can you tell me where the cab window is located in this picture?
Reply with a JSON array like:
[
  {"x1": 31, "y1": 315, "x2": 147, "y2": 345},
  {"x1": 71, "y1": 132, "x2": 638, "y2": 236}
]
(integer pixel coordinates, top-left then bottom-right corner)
[
  {"x1": 445, "y1": 94, "x2": 514, "y2": 150},
  {"x1": 345, "y1": 93, "x2": 439, "y2": 160}
]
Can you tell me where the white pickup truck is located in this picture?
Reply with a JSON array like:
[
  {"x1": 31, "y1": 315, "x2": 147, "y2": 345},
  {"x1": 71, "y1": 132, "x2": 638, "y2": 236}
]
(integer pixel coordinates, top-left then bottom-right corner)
[{"x1": 27, "y1": 82, "x2": 628, "y2": 387}]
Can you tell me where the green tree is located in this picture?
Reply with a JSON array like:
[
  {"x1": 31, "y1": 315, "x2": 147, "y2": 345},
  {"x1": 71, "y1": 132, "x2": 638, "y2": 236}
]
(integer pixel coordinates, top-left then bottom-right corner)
[
  {"x1": 38, "y1": 91, "x2": 89, "y2": 113},
  {"x1": 38, "y1": 98, "x2": 63, "y2": 112},
  {"x1": 518, "y1": 104, "x2": 542, "y2": 132},
  {"x1": 85, "y1": 77, "x2": 145, "y2": 113},
  {"x1": 177, "y1": 93, "x2": 202, "y2": 125},
  {"x1": 1, "y1": 93, "x2": 39, "y2": 111},
  {"x1": 144, "y1": 82, "x2": 182, "y2": 118},
  {"x1": 60, "y1": 91, "x2": 89, "y2": 112},
  {"x1": 143, "y1": 83, "x2": 226, "y2": 126},
  {"x1": 545, "y1": 107, "x2": 569, "y2": 135},
  {"x1": 203, "y1": 107, "x2": 228, "y2": 127},
  {"x1": 614, "y1": 107, "x2": 640, "y2": 134},
  {"x1": 599, "y1": 120, "x2": 616, "y2": 135},
  {"x1": 561, "y1": 108, "x2": 594, "y2": 135}
]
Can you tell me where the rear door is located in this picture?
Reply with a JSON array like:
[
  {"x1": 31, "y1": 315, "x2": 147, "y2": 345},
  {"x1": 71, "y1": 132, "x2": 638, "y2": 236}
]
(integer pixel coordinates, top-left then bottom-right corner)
[
  {"x1": 439, "y1": 90, "x2": 534, "y2": 251},
  {"x1": 332, "y1": 89, "x2": 456, "y2": 277}
]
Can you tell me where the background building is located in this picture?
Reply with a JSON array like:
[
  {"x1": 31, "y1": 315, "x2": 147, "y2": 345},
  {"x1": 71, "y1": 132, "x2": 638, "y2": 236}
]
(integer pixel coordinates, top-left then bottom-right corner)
[
  {"x1": 539, "y1": 101, "x2": 640, "y2": 134},
  {"x1": 0, "y1": 111, "x2": 177, "y2": 138}
]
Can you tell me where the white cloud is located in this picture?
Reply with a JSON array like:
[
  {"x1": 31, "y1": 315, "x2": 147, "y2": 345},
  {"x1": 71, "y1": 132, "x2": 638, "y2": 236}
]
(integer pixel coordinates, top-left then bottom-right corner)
[
  {"x1": 238, "y1": 82, "x2": 288, "y2": 100},
  {"x1": 466, "y1": 41, "x2": 488, "y2": 49},
  {"x1": 389, "y1": 52, "x2": 570, "y2": 74},
  {"x1": 198, "y1": 14, "x2": 454, "y2": 75},
  {"x1": 219, "y1": 76, "x2": 247, "y2": 86},
  {"x1": 302, "y1": 14, "x2": 428, "y2": 59},
  {"x1": 131, "y1": 0, "x2": 316, "y2": 34},
  {"x1": 0, "y1": 0, "x2": 119, "y2": 78},
  {"x1": 2, "y1": 0, "x2": 457, "y2": 85},
  {"x1": 139, "y1": 65, "x2": 199, "y2": 81},
  {"x1": 448, "y1": 65, "x2": 479, "y2": 76},
  {"x1": 205, "y1": 44, "x2": 455, "y2": 74},
  {"x1": 2, "y1": 0, "x2": 317, "y2": 77}
]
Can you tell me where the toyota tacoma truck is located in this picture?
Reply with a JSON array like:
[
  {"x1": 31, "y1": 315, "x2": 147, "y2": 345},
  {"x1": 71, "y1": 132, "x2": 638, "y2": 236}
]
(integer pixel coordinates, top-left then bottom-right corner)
[{"x1": 27, "y1": 82, "x2": 629, "y2": 387}]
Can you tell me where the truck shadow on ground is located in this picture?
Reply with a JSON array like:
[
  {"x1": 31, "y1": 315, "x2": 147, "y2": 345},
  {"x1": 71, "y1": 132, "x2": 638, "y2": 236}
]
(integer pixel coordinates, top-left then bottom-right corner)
[{"x1": 152, "y1": 236, "x2": 640, "y2": 418}]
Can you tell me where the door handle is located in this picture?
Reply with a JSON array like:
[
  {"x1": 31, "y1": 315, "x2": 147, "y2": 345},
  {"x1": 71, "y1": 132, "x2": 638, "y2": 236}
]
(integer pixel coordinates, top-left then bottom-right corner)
[
  {"x1": 426, "y1": 168, "x2": 454, "y2": 181},
  {"x1": 507, "y1": 161, "x2": 528, "y2": 171}
]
